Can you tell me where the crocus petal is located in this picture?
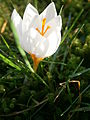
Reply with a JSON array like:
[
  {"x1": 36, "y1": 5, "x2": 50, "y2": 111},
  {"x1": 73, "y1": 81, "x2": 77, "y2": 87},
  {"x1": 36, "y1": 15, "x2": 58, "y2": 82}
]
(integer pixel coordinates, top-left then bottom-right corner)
[
  {"x1": 44, "y1": 15, "x2": 62, "y2": 38},
  {"x1": 21, "y1": 15, "x2": 42, "y2": 50},
  {"x1": 22, "y1": 3, "x2": 38, "y2": 33},
  {"x1": 22, "y1": 3, "x2": 39, "y2": 50},
  {"x1": 11, "y1": 9, "x2": 22, "y2": 42},
  {"x1": 40, "y1": 2, "x2": 57, "y2": 23},
  {"x1": 21, "y1": 28, "x2": 49, "y2": 58},
  {"x1": 28, "y1": 16, "x2": 42, "y2": 31},
  {"x1": 52, "y1": 27, "x2": 61, "y2": 54},
  {"x1": 42, "y1": 28, "x2": 61, "y2": 58}
]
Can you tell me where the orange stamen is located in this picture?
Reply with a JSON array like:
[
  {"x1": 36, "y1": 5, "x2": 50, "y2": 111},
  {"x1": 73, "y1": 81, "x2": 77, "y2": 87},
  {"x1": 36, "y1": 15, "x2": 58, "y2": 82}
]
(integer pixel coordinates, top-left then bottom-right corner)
[
  {"x1": 36, "y1": 28, "x2": 41, "y2": 34},
  {"x1": 43, "y1": 25, "x2": 51, "y2": 35},
  {"x1": 36, "y1": 18, "x2": 51, "y2": 36}
]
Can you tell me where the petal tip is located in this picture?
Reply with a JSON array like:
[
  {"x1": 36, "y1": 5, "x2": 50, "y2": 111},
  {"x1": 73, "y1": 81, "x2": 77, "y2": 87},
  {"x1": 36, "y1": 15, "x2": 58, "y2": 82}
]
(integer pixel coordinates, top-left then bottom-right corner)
[
  {"x1": 51, "y1": 2, "x2": 55, "y2": 6},
  {"x1": 48, "y1": 2, "x2": 55, "y2": 8},
  {"x1": 11, "y1": 9, "x2": 16, "y2": 20},
  {"x1": 25, "y1": 2, "x2": 38, "y2": 14},
  {"x1": 49, "y1": 2, "x2": 57, "y2": 16},
  {"x1": 26, "y1": 3, "x2": 32, "y2": 9}
]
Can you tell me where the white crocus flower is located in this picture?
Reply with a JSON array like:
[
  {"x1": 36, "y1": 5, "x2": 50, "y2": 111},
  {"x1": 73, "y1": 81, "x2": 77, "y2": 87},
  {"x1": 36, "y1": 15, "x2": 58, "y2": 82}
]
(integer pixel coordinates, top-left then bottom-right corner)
[{"x1": 11, "y1": 2, "x2": 62, "y2": 71}]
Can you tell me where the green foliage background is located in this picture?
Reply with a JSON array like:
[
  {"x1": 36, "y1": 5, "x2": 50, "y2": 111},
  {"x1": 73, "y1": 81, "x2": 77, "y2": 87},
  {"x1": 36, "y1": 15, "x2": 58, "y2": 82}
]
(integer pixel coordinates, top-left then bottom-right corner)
[{"x1": 0, "y1": 0, "x2": 90, "y2": 120}]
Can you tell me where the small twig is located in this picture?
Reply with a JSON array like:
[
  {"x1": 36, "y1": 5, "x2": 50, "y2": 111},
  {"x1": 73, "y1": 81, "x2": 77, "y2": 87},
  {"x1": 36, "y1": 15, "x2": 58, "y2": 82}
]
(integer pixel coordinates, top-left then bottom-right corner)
[
  {"x1": 60, "y1": 84, "x2": 90, "y2": 116},
  {"x1": 1, "y1": 20, "x2": 7, "y2": 33}
]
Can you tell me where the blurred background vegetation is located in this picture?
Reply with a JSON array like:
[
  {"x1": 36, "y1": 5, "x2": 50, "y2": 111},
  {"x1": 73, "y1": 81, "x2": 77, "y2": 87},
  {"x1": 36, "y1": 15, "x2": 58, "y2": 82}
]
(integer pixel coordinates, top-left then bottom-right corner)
[{"x1": 0, "y1": 0, "x2": 90, "y2": 120}]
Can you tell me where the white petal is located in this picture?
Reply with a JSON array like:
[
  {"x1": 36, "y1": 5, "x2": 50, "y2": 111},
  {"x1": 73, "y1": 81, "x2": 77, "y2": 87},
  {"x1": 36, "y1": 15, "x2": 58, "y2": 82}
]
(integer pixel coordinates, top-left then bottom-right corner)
[
  {"x1": 40, "y1": 2, "x2": 57, "y2": 23},
  {"x1": 53, "y1": 27, "x2": 61, "y2": 53},
  {"x1": 21, "y1": 15, "x2": 42, "y2": 50},
  {"x1": 43, "y1": 28, "x2": 61, "y2": 58},
  {"x1": 28, "y1": 16, "x2": 42, "y2": 31},
  {"x1": 34, "y1": 38, "x2": 49, "y2": 58},
  {"x1": 21, "y1": 28, "x2": 49, "y2": 58},
  {"x1": 23, "y1": 3, "x2": 38, "y2": 19},
  {"x1": 22, "y1": 3, "x2": 38, "y2": 33},
  {"x1": 11, "y1": 9, "x2": 22, "y2": 42},
  {"x1": 22, "y1": 3, "x2": 39, "y2": 50},
  {"x1": 44, "y1": 15, "x2": 62, "y2": 38}
]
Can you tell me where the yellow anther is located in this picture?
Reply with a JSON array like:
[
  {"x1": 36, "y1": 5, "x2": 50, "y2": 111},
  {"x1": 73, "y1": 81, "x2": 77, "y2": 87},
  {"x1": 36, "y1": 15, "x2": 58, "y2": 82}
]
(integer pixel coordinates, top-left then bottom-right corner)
[{"x1": 42, "y1": 18, "x2": 46, "y2": 34}]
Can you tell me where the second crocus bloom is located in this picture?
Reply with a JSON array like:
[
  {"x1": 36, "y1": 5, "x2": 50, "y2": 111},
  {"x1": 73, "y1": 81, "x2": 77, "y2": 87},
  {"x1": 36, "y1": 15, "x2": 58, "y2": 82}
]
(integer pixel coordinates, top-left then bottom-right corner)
[{"x1": 11, "y1": 2, "x2": 62, "y2": 71}]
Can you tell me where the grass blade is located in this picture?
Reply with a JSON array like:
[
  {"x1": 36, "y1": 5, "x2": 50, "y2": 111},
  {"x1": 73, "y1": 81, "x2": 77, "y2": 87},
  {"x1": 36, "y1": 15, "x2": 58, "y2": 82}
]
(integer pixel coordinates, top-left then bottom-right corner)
[
  {"x1": 0, "y1": 34, "x2": 10, "y2": 49},
  {"x1": 71, "y1": 107, "x2": 90, "y2": 112},
  {"x1": 69, "y1": 68, "x2": 90, "y2": 78},
  {"x1": 60, "y1": 9, "x2": 84, "y2": 45},
  {"x1": 72, "y1": 59, "x2": 84, "y2": 76},
  {"x1": 0, "y1": 53, "x2": 21, "y2": 71},
  {"x1": 69, "y1": 23, "x2": 85, "y2": 45}
]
